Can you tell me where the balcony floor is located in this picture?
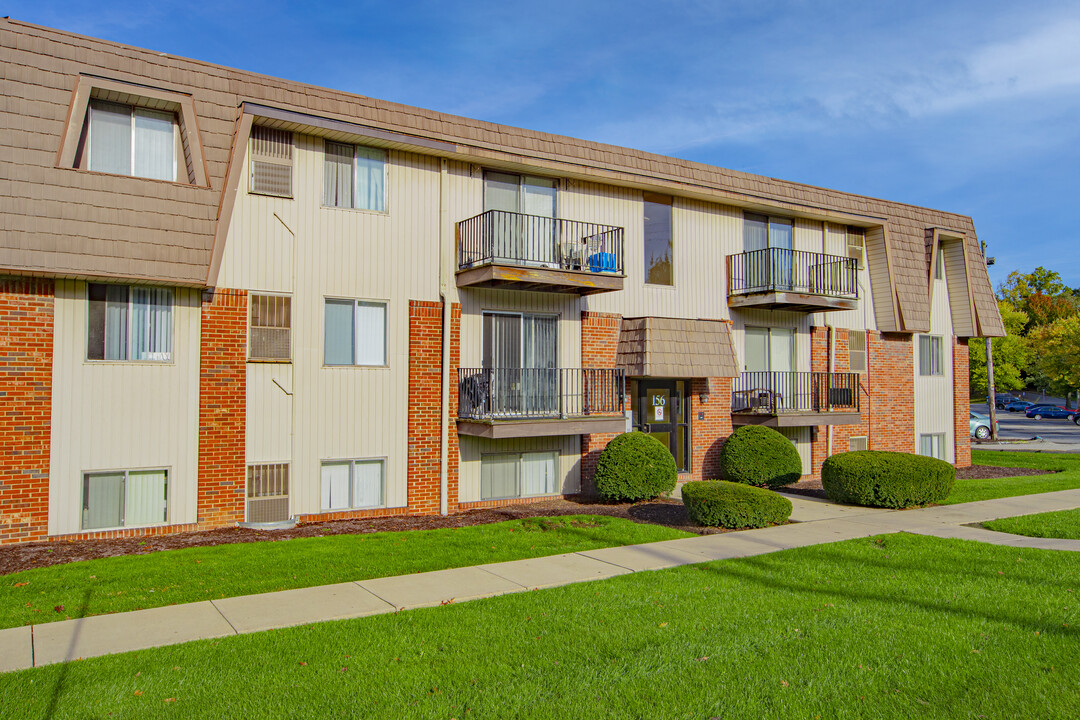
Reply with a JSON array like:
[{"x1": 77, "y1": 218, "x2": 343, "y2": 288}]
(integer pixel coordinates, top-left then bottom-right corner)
[
  {"x1": 457, "y1": 415, "x2": 626, "y2": 439},
  {"x1": 456, "y1": 263, "x2": 624, "y2": 295},
  {"x1": 731, "y1": 411, "x2": 862, "y2": 427},
  {"x1": 728, "y1": 291, "x2": 858, "y2": 312}
]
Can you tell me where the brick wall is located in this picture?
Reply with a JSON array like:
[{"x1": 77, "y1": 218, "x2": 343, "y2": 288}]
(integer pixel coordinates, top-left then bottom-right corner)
[
  {"x1": 869, "y1": 332, "x2": 915, "y2": 453},
  {"x1": 197, "y1": 289, "x2": 247, "y2": 528},
  {"x1": 0, "y1": 278, "x2": 54, "y2": 544},
  {"x1": 580, "y1": 312, "x2": 623, "y2": 494},
  {"x1": 406, "y1": 300, "x2": 460, "y2": 515},
  {"x1": 689, "y1": 376, "x2": 733, "y2": 481},
  {"x1": 953, "y1": 338, "x2": 971, "y2": 467}
]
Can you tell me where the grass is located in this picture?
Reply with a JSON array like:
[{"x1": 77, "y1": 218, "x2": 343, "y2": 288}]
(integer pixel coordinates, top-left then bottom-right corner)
[
  {"x1": 0, "y1": 515, "x2": 691, "y2": 630},
  {"x1": 942, "y1": 450, "x2": 1080, "y2": 504},
  {"x1": 2, "y1": 533, "x2": 1077, "y2": 719},
  {"x1": 983, "y1": 508, "x2": 1080, "y2": 540}
]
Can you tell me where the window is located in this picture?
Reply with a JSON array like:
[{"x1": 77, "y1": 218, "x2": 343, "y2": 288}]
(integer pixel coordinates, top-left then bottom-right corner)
[
  {"x1": 920, "y1": 433, "x2": 946, "y2": 460},
  {"x1": 249, "y1": 126, "x2": 293, "y2": 197},
  {"x1": 849, "y1": 330, "x2": 867, "y2": 373},
  {"x1": 249, "y1": 294, "x2": 291, "y2": 361},
  {"x1": 324, "y1": 299, "x2": 387, "y2": 366},
  {"x1": 323, "y1": 141, "x2": 386, "y2": 211},
  {"x1": 644, "y1": 193, "x2": 673, "y2": 286},
  {"x1": 934, "y1": 245, "x2": 945, "y2": 280},
  {"x1": 846, "y1": 227, "x2": 866, "y2": 270},
  {"x1": 87, "y1": 284, "x2": 173, "y2": 362},
  {"x1": 246, "y1": 464, "x2": 289, "y2": 523},
  {"x1": 87, "y1": 99, "x2": 177, "y2": 181},
  {"x1": 481, "y1": 451, "x2": 558, "y2": 500},
  {"x1": 82, "y1": 469, "x2": 167, "y2": 530},
  {"x1": 321, "y1": 459, "x2": 385, "y2": 510},
  {"x1": 848, "y1": 436, "x2": 868, "y2": 452},
  {"x1": 919, "y1": 335, "x2": 944, "y2": 376}
]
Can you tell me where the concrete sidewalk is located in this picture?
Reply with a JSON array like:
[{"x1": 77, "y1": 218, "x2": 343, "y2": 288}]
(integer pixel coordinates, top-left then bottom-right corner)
[{"x1": 2, "y1": 489, "x2": 1079, "y2": 674}]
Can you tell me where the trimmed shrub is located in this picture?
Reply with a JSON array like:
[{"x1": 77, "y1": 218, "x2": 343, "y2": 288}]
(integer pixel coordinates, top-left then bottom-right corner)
[
  {"x1": 719, "y1": 425, "x2": 803, "y2": 489},
  {"x1": 594, "y1": 432, "x2": 678, "y2": 502},
  {"x1": 821, "y1": 451, "x2": 955, "y2": 508},
  {"x1": 681, "y1": 480, "x2": 793, "y2": 528}
]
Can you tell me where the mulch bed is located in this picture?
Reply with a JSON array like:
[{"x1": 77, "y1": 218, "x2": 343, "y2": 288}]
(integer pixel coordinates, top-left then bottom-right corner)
[
  {"x1": 780, "y1": 464, "x2": 1056, "y2": 501},
  {"x1": 0, "y1": 497, "x2": 721, "y2": 576}
]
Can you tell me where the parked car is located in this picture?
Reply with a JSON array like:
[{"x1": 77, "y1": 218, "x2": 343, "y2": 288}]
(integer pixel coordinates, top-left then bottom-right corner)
[
  {"x1": 1004, "y1": 399, "x2": 1035, "y2": 412},
  {"x1": 969, "y1": 412, "x2": 998, "y2": 440},
  {"x1": 988, "y1": 394, "x2": 1019, "y2": 410},
  {"x1": 1025, "y1": 405, "x2": 1076, "y2": 421}
]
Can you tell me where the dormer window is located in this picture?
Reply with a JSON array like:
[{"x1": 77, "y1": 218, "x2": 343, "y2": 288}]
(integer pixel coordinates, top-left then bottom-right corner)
[{"x1": 86, "y1": 99, "x2": 178, "y2": 181}]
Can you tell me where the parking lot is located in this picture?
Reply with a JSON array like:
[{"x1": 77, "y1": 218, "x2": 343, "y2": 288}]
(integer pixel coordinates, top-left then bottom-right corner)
[{"x1": 972, "y1": 401, "x2": 1080, "y2": 444}]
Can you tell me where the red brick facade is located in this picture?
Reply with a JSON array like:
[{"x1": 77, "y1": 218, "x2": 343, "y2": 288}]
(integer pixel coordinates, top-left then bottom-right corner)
[
  {"x1": 580, "y1": 312, "x2": 623, "y2": 494},
  {"x1": 0, "y1": 278, "x2": 54, "y2": 544},
  {"x1": 197, "y1": 289, "x2": 247, "y2": 528},
  {"x1": 953, "y1": 338, "x2": 971, "y2": 467},
  {"x1": 406, "y1": 300, "x2": 461, "y2": 515}
]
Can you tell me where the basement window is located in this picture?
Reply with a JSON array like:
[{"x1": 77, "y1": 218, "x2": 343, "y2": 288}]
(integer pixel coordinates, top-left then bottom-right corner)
[
  {"x1": 320, "y1": 459, "x2": 385, "y2": 511},
  {"x1": 82, "y1": 469, "x2": 168, "y2": 530}
]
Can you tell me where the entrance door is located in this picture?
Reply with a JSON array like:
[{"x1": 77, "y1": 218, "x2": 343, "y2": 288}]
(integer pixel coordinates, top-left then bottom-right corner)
[{"x1": 633, "y1": 379, "x2": 690, "y2": 472}]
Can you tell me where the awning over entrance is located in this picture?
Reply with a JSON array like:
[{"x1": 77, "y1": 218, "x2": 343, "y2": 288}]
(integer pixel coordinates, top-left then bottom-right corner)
[{"x1": 616, "y1": 317, "x2": 738, "y2": 378}]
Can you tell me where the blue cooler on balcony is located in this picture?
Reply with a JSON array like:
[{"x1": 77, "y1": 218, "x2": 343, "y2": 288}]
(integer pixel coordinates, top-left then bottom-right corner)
[{"x1": 588, "y1": 252, "x2": 618, "y2": 273}]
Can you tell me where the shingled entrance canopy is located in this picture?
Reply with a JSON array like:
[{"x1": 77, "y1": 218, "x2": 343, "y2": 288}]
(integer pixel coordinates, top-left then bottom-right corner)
[{"x1": 616, "y1": 318, "x2": 738, "y2": 378}]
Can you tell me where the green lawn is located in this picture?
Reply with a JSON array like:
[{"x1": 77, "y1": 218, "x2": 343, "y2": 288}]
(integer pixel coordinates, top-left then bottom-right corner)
[
  {"x1": 943, "y1": 450, "x2": 1080, "y2": 504},
  {"x1": 983, "y1": 508, "x2": 1080, "y2": 540},
  {"x1": 0, "y1": 515, "x2": 690, "y2": 630},
  {"x1": 2, "y1": 533, "x2": 1076, "y2": 719}
]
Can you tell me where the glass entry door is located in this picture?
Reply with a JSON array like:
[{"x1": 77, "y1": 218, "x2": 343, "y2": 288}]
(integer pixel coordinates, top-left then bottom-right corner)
[{"x1": 633, "y1": 379, "x2": 690, "y2": 472}]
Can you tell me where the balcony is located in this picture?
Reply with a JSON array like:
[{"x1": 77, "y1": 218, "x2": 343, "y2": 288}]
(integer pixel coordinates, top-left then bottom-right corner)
[
  {"x1": 457, "y1": 210, "x2": 625, "y2": 294},
  {"x1": 727, "y1": 248, "x2": 858, "y2": 312},
  {"x1": 731, "y1": 371, "x2": 861, "y2": 427},
  {"x1": 457, "y1": 367, "x2": 626, "y2": 438}
]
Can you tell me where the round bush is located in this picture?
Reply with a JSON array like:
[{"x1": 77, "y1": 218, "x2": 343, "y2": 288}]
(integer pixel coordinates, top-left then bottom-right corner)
[
  {"x1": 594, "y1": 432, "x2": 678, "y2": 502},
  {"x1": 681, "y1": 480, "x2": 793, "y2": 528},
  {"x1": 719, "y1": 425, "x2": 803, "y2": 489},
  {"x1": 821, "y1": 451, "x2": 955, "y2": 508}
]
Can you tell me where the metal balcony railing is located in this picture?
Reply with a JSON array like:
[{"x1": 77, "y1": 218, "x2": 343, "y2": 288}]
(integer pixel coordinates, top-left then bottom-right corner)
[
  {"x1": 458, "y1": 367, "x2": 625, "y2": 421},
  {"x1": 727, "y1": 248, "x2": 858, "y2": 298},
  {"x1": 457, "y1": 210, "x2": 624, "y2": 275},
  {"x1": 732, "y1": 371, "x2": 860, "y2": 414}
]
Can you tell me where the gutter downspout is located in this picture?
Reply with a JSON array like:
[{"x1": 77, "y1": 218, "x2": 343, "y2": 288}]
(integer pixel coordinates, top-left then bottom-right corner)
[{"x1": 439, "y1": 159, "x2": 450, "y2": 516}]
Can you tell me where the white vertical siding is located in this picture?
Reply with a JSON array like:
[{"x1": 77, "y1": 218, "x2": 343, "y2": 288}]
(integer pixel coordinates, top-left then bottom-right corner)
[
  {"x1": 913, "y1": 266, "x2": 955, "y2": 462},
  {"x1": 246, "y1": 364, "x2": 292, "y2": 463},
  {"x1": 48, "y1": 280, "x2": 201, "y2": 535},
  {"x1": 779, "y1": 427, "x2": 812, "y2": 475}
]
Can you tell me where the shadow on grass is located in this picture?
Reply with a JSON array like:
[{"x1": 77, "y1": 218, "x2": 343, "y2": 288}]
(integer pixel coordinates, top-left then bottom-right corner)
[{"x1": 42, "y1": 587, "x2": 92, "y2": 720}]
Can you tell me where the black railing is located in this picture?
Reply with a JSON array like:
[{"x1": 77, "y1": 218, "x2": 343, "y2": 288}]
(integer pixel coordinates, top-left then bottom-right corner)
[
  {"x1": 732, "y1": 371, "x2": 860, "y2": 414},
  {"x1": 727, "y1": 248, "x2": 858, "y2": 298},
  {"x1": 457, "y1": 210, "x2": 624, "y2": 275},
  {"x1": 458, "y1": 367, "x2": 625, "y2": 420}
]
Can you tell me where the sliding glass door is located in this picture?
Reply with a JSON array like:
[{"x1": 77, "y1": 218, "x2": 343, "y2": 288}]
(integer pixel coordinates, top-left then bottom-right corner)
[
  {"x1": 483, "y1": 312, "x2": 559, "y2": 416},
  {"x1": 484, "y1": 171, "x2": 557, "y2": 265}
]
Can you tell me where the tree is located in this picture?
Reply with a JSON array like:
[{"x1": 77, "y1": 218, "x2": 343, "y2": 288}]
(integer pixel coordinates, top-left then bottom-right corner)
[
  {"x1": 968, "y1": 301, "x2": 1031, "y2": 396},
  {"x1": 997, "y1": 267, "x2": 1078, "y2": 334},
  {"x1": 1030, "y1": 314, "x2": 1080, "y2": 401}
]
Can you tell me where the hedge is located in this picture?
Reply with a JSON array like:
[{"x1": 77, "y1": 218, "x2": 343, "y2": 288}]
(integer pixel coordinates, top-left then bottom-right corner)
[
  {"x1": 594, "y1": 432, "x2": 678, "y2": 502},
  {"x1": 719, "y1": 425, "x2": 803, "y2": 489},
  {"x1": 681, "y1": 480, "x2": 793, "y2": 528},
  {"x1": 821, "y1": 450, "x2": 955, "y2": 508}
]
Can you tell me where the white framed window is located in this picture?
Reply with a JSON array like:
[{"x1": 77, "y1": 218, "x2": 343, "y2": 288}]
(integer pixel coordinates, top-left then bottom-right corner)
[
  {"x1": 934, "y1": 245, "x2": 945, "y2": 280},
  {"x1": 919, "y1": 335, "x2": 944, "y2": 376},
  {"x1": 848, "y1": 436, "x2": 868, "y2": 452},
  {"x1": 249, "y1": 126, "x2": 293, "y2": 197},
  {"x1": 320, "y1": 459, "x2": 385, "y2": 511},
  {"x1": 324, "y1": 299, "x2": 387, "y2": 366},
  {"x1": 323, "y1": 141, "x2": 386, "y2": 211},
  {"x1": 919, "y1": 433, "x2": 946, "y2": 460},
  {"x1": 82, "y1": 469, "x2": 168, "y2": 530},
  {"x1": 87, "y1": 99, "x2": 177, "y2": 181},
  {"x1": 481, "y1": 451, "x2": 558, "y2": 500},
  {"x1": 847, "y1": 227, "x2": 866, "y2": 270},
  {"x1": 249, "y1": 294, "x2": 291, "y2": 361},
  {"x1": 87, "y1": 284, "x2": 173, "y2": 362},
  {"x1": 849, "y1": 330, "x2": 867, "y2": 373}
]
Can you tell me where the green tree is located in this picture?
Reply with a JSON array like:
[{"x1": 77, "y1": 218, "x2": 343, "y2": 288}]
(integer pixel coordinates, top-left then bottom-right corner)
[
  {"x1": 997, "y1": 267, "x2": 1078, "y2": 333},
  {"x1": 968, "y1": 301, "x2": 1031, "y2": 396},
  {"x1": 1030, "y1": 314, "x2": 1080, "y2": 401}
]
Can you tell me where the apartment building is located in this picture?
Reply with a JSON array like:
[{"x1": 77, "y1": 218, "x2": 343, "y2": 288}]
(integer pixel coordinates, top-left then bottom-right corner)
[{"x1": 0, "y1": 20, "x2": 1004, "y2": 544}]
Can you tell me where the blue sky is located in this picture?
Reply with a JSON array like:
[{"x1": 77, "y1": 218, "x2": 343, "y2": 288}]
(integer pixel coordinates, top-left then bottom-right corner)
[{"x1": 12, "y1": 0, "x2": 1080, "y2": 289}]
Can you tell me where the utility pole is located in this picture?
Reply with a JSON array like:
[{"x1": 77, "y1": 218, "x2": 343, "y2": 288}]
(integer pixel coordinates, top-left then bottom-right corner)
[{"x1": 983, "y1": 239, "x2": 998, "y2": 440}]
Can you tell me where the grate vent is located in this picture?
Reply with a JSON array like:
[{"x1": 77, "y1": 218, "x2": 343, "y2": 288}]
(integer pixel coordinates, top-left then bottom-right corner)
[
  {"x1": 249, "y1": 126, "x2": 293, "y2": 197},
  {"x1": 247, "y1": 463, "x2": 289, "y2": 523},
  {"x1": 249, "y1": 294, "x2": 291, "y2": 360}
]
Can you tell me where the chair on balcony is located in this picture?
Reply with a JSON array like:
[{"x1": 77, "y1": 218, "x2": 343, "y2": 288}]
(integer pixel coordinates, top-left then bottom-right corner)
[
  {"x1": 459, "y1": 372, "x2": 491, "y2": 417},
  {"x1": 585, "y1": 234, "x2": 618, "y2": 273},
  {"x1": 732, "y1": 388, "x2": 783, "y2": 413}
]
